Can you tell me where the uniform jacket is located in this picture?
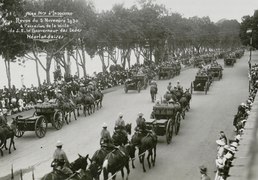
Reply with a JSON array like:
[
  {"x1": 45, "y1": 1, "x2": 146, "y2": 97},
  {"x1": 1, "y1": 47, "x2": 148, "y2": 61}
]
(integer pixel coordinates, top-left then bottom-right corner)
[{"x1": 53, "y1": 148, "x2": 69, "y2": 164}]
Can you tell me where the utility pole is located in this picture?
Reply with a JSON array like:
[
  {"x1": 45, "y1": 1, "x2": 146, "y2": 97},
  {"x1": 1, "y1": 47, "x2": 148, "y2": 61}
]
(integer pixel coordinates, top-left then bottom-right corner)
[{"x1": 246, "y1": 29, "x2": 253, "y2": 70}]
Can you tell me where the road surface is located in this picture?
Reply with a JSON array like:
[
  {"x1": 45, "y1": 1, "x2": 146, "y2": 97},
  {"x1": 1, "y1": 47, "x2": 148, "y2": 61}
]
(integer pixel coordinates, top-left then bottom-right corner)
[{"x1": 0, "y1": 52, "x2": 250, "y2": 180}]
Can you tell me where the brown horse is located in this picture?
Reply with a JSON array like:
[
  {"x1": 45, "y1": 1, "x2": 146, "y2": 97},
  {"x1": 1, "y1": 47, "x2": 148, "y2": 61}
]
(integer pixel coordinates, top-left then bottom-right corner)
[
  {"x1": 92, "y1": 90, "x2": 104, "y2": 110},
  {"x1": 41, "y1": 154, "x2": 90, "y2": 180},
  {"x1": 131, "y1": 131, "x2": 157, "y2": 172},
  {"x1": 71, "y1": 92, "x2": 95, "y2": 117},
  {"x1": 112, "y1": 124, "x2": 132, "y2": 146},
  {"x1": 0, "y1": 122, "x2": 16, "y2": 156},
  {"x1": 88, "y1": 148, "x2": 113, "y2": 180},
  {"x1": 102, "y1": 144, "x2": 135, "y2": 180},
  {"x1": 56, "y1": 96, "x2": 77, "y2": 125}
]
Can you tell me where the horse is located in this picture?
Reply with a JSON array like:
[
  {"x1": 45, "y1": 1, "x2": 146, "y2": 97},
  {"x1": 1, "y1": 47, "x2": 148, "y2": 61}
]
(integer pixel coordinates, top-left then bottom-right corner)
[
  {"x1": 88, "y1": 148, "x2": 113, "y2": 180},
  {"x1": 179, "y1": 96, "x2": 188, "y2": 119},
  {"x1": 112, "y1": 123, "x2": 132, "y2": 146},
  {"x1": 82, "y1": 92, "x2": 96, "y2": 116},
  {"x1": 0, "y1": 118, "x2": 16, "y2": 156},
  {"x1": 131, "y1": 131, "x2": 157, "y2": 172},
  {"x1": 56, "y1": 97, "x2": 77, "y2": 125},
  {"x1": 171, "y1": 88, "x2": 183, "y2": 102},
  {"x1": 102, "y1": 144, "x2": 135, "y2": 180},
  {"x1": 150, "y1": 85, "x2": 158, "y2": 102},
  {"x1": 41, "y1": 154, "x2": 89, "y2": 180},
  {"x1": 92, "y1": 90, "x2": 104, "y2": 110},
  {"x1": 71, "y1": 92, "x2": 95, "y2": 117}
]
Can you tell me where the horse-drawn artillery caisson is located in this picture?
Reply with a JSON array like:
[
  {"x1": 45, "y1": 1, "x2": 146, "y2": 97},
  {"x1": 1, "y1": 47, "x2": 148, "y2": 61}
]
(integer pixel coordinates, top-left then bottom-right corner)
[
  {"x1": 224, "y1": 57, "x2": 236, "y2": 66},
  {"x1": 191, "y1": 73, "x2": 212, "y2": 95},
  {"x1": 158, "y1": 66, "x2": 175, "y2": 80},
  {"x1": 14, "y1": 103, "x2": 63, "y2": 138},
  {"x1": 208, "y1": 64, "x2": 223, "y2": 80},
  {"x1": 124, "y1": 74, "x2": 148, "y2": 93},
  {"x1": 146, "y1": 102, "x2": 181, "y2": 144}
]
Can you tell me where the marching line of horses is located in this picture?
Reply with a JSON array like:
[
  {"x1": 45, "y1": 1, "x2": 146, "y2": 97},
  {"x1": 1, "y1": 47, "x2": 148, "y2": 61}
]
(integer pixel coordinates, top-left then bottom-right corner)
[{"x1": 40, "y1": 122, "x2": 158, "y2": 180}]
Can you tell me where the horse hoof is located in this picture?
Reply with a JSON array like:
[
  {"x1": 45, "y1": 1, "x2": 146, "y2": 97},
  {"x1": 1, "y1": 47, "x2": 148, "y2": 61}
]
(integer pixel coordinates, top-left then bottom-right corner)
[{"x1": 143, "y1": 169, "x2": 146, "y2": 173}]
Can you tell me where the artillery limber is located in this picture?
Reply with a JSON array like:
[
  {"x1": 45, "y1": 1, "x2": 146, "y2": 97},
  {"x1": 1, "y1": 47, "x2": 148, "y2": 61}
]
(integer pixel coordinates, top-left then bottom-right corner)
[
  {"x1": 14, "y1": 102, "x2": 63, "y2": 138},
  {"x1": 124, "y1": 74, "x2": 148, "y2": 93},
  {"x1": 191, "y1": 74, "x2": 212, "y2": 94},
  {"x1": 158, "y1": 66, "x2": 175, "y2": 80},
  {"x1": 224, "y1": 57, "x2": 236, "y2": 66},
  {"x1": 208, "y1": 65, "x2": 223, "y2": 80},
  {"x1": 146, "y1": 103, "x2": 181, "y2": 144}
]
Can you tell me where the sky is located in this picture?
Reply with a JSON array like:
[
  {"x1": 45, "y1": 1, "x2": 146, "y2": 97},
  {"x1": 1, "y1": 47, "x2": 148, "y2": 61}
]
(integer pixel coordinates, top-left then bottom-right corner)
[
  {"x1": 93, "y1": 0, "x2": 258, "y2": 23},
  {"x1": 1, "y1": 0, "x2": 258, "y2": 88}
]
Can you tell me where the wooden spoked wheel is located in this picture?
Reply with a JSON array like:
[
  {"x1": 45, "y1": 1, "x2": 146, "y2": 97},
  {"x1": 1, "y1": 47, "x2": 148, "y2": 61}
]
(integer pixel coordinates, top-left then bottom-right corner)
[
  {"x1": 35, "y1": 116, "x2": 47, "y2": 138},
  {"x1": 166, "y1": 119, "x2": 173, "y2": 144},
  {"x1": 52, "y1": 111, "x2": 63, "y2": 130}
]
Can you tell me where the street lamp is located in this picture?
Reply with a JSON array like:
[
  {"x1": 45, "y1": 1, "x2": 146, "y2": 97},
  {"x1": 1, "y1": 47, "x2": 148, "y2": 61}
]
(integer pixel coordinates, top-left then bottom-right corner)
[{"x1": 246, "y1": 29, "x2": 253, "y2": 70}]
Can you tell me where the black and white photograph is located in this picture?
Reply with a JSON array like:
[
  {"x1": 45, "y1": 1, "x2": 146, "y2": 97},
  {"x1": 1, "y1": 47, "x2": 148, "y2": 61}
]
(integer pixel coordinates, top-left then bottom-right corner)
[{"x1": 0, "y1": 0, "x2": 258, "y2": 179}]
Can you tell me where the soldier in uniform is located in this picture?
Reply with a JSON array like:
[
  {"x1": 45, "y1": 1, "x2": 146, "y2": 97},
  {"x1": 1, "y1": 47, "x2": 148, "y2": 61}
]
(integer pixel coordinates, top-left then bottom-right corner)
[
  {"x1": 100, "y1": 123, "x2": 116, "y2": 150},
  {"x1": 52, "y1": 141, "x2": 73, "y2": 176},
  {"x1": 115, "y1": 113, "x2": 127, "y2": 135},
  {"x1": 135, "y1": 112, "x2": 147, "y2": 133}
]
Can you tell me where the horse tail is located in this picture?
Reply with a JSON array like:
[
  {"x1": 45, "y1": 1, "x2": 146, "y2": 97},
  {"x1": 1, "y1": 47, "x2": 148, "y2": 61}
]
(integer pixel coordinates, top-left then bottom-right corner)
[{"x1": 103, "y1": 159, "x2": 109, "y2": 180}]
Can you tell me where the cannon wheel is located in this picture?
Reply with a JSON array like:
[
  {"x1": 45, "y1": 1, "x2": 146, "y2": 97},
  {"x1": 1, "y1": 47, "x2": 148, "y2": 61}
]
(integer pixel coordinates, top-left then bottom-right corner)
[
  {"x1": 124, "y1": 86, "x2": 128, "y2": 93},
  {"x1": 137, "y1": 82, "x2": 141, "y2": 93},
  {"x1": 52, "y1": 110, "x2": 63, "y2": 130},
  {"x1": 174, "y1": 112, "x2": 181, "y2": 135},
  {"x1": 166, "y1": 119, "x2": 173, "y2": 144},
  {"x1": 204, "y1": 82, "x2": 208, "y2": 95},
  {"x1": 35, "y1": 116, "x2": 48, "y2": 138},
  {"x1": 15, "y1": 128, "x2": 24, "y2": 138}
]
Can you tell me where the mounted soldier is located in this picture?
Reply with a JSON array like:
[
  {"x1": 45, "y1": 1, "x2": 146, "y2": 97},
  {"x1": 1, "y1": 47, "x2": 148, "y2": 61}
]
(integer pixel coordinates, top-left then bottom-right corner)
[
  {"x1": 52, "y1": 140, "x2": 73, "y2": 176},
  {"x1": 114, "y1": 113, "x2": 127, "y2": 136},
  {"x1": 100, "y1": 123, "x2": 116, "y2": 150},
  {"x1": 113, "y1": 113, "x2": 129, "y2": 145},
  {"x1": 135, "y1": 112, "x2": 148, "y2": 135}
]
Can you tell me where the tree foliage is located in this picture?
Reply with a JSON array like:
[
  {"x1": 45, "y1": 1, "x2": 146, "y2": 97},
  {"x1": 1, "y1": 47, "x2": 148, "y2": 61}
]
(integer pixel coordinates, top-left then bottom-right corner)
[
  {"x1": 0, "y1": 0, "x2": 246, "y2": 86},
  {"x1": 239, "y1": 10, "x2": 258, "y2": 49}
]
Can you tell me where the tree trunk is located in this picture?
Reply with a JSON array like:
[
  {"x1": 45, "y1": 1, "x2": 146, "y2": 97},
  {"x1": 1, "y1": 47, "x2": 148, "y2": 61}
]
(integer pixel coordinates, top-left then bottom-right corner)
[
  {"x1": 75, "y1": 49, "x2": 80, "y2": 78},
  {"x1": 46, "y1": 53, "x2": 52, "y2": 84},
  {"x1": 126, "y1": 50, "x2": 131, "y2": 69},
  {"x1": 99, "y1": 51, "x2": 108, "y2": 73},
  {"x1": 35, "y1": 59, "x2": 41, "y2": 87},
  {"x1": 81, "y1": 45, "x2": 87, "y2": 78},
  {"x1": 133, "y1": 47, "x2": 140, "y2": 64},
  {"x1": 149, "y1": 45, "x2": 153, "y2": 62},
  {"x1": 121, "y1": 49, "x2": 126, "y2": 69},
  {"x1": 4, "y1": 53, "x2": 11, "y2": 89},
  {"x1": 66, "y1": 49, "x2": 71, "y2": 75}
]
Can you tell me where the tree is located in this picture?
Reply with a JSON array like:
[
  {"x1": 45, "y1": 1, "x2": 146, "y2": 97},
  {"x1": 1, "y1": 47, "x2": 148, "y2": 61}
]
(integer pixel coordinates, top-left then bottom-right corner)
[
  {"x1": 217, "y1": 19, "x2": 241, "y2": 50},
  {"x1": 0, "y1": 0, "x2": 28, "y2": 89},
  {"x1": 240, "y1": 10, "x2": 258, "y2": 49}
]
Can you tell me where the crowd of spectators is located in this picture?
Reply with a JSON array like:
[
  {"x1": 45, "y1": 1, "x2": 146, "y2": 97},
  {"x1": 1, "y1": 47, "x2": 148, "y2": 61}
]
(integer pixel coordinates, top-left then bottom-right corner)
[
  {"x1": 213, "y1": 64, "x2": 258, "y2": 180},
  {"x1": 0, "y1": 62, "x2": 160, "y2": 116},
  {"x1": 0, "y1": 51, "x2": 223, "y2": 116}
]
